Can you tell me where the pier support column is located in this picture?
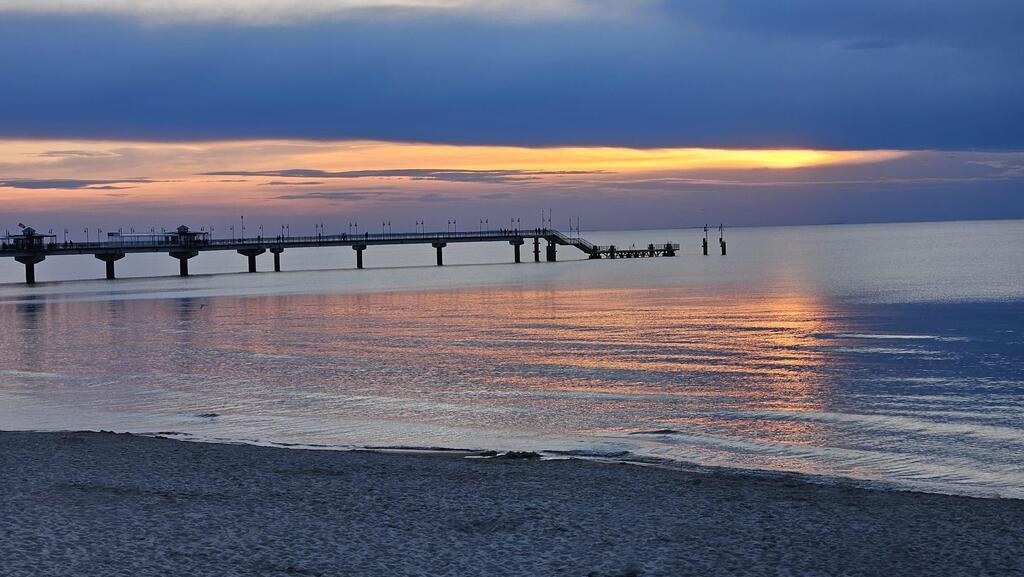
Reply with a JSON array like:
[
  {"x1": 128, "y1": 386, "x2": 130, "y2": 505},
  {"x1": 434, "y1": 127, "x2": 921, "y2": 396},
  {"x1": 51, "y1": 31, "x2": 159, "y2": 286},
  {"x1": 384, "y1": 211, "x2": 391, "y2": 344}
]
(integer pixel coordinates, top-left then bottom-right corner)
[
  {"x1": 432, "y1": 242, "x2": 447, "y2": 266},
  {"x1": 510, "y1": 238, "x2": 524, "y2": 263},
  {"x1": 169, "y1": 250, "x2": 198, "y2": 277},
  {"x1": 237, "y1": 248, "x2": 266, "y2": 273},
  {"x1": 95, "y1": 252, "x2": 125, "y2": 280},
  {"x1": 270, "y1": 248, "x2": 283, "y2": 272},
  {"x1": 353, "y1": 244, "x2": 366, "y2": 269},
  {"x1": 546, "y1": 241, "x2": 557, "y2": 262},
  {"x1": 702, "y1": 238, "x2": 708, "y2": 256},
  {"x1": 533, "y1": 237, "x2": 541, "y2": 262},
  {"x1": 15, "y1": 255, "x2": 45, "y2": 285},
  {"x1": 663, "y1": 243, "x2": 676, "y2": 257},
  {"x1": 720, "y1": 239, "x2": 727, "y2": 256}
]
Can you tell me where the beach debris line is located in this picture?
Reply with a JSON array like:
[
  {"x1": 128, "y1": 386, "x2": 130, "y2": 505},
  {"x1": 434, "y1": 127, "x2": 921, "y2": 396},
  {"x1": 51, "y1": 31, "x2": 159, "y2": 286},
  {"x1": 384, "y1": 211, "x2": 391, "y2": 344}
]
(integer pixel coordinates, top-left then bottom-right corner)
[{"x1": 477, "y1": 450, "x2": 543, "y2": 460}]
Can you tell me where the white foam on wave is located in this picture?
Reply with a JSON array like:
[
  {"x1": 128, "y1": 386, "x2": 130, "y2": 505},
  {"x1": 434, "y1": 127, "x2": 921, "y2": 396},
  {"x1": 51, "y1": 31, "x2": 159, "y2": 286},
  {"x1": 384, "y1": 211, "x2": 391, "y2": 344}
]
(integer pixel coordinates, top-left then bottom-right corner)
[{"x1": 603, "y1": 427, "x2": 1024, "y2": 499}]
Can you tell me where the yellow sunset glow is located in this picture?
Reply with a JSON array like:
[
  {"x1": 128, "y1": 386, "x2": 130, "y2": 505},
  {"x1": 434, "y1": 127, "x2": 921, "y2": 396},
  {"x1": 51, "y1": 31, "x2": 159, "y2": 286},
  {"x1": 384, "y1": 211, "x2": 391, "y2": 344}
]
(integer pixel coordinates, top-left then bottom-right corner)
[
  {"x1": 0, "y1": 139, "x2": 905, "y2": 175},
  {"x1": 0, "y1": 139, "x2": 908, "y2": 212}
]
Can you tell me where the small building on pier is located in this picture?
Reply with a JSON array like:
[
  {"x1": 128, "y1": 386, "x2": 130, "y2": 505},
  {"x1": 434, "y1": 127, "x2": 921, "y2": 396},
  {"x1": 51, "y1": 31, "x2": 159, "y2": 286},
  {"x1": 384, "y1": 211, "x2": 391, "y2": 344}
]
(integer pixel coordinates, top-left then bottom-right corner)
[
  {"x1": 106, "y1": 225, "x2": 209, "y2": 247},
  {"x1": 1, "y1": 226, "x2": 55, "y2": 251}
]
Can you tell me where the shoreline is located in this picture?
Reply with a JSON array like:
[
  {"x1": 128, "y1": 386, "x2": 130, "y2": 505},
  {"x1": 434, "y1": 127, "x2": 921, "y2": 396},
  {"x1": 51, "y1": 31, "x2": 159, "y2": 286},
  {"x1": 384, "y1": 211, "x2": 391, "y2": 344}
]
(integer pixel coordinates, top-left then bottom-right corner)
[
  {"x1": 3, "y1": 430, "x2": 1022, "y2": 576},
  {"x1": 22, "y1": 426, "x2": 1021, "y2": 502},
  {"x1": 144, "y1": 430, "x2": 1024, "y2": 502}
]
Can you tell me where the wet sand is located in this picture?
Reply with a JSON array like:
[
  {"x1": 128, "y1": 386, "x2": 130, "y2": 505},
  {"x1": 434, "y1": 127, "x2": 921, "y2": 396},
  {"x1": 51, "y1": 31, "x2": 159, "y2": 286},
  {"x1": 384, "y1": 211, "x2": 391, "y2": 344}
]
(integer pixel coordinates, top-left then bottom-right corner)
[{"x1": 2, "y1": 431, "x2": 1022, "y2": 577}]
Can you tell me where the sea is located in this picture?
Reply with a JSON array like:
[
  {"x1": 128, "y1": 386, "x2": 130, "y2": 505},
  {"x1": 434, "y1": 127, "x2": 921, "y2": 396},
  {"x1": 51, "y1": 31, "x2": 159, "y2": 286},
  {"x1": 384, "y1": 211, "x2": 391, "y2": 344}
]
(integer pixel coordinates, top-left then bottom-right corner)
[{"x1": 1, "y1": 219, "x2": 1022, "y2": 498}]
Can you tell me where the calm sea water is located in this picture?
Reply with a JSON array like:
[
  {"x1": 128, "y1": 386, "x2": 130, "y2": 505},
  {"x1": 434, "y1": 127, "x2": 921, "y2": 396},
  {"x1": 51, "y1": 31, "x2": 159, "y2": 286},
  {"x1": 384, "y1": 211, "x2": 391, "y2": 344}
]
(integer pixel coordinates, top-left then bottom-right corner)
[{"x1": 1, "y1": 220, "x2": 1022, "y2": 498}]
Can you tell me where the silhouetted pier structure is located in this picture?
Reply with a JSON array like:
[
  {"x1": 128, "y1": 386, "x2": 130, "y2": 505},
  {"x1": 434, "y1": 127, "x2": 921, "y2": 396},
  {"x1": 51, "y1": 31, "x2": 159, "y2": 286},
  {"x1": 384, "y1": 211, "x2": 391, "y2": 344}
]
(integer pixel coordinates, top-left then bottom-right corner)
[{"x1": 1, "y1": 225, "x2": 678, "y2": 284}]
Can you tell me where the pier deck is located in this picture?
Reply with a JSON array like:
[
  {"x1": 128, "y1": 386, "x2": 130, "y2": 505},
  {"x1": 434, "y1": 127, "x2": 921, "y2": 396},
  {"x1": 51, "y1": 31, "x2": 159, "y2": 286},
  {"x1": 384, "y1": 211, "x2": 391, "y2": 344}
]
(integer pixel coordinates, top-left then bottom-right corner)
[{"x1": 1, "y1": 227, "x2": 678, "y2": 284}]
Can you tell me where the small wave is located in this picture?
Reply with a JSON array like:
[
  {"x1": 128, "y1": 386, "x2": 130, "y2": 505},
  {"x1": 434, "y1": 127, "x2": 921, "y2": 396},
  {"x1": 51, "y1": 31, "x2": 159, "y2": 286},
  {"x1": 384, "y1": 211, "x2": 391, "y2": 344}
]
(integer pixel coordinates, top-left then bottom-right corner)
[
  {"x1": 0, "y1": 369, "x2": 62, "y2": 379},
  {"x1": 824, "y1": 346, "x2": 941, "y2": 355},
  {"x1": 627, "y1": 429, "x2": 681, "y2": 435},
  {"x1": 546, "y1": 449, "x2": 634, "y2": 459},
  {"x1": 832, "y1": 333, "x2": 968, "y2": 342},
  {"x1": 363, "y1": 445, "x2": 480, "y2": 452}
]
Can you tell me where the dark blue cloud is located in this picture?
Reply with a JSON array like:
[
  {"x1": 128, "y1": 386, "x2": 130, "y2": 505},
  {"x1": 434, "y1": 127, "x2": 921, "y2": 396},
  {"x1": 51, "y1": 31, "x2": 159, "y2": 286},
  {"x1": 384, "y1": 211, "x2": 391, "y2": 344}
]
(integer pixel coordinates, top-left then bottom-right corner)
[
  {"x1": 0, "y1": 3, "x2": 1021, "y2": 149},
  {"x1": 271, "y1": 191, "x2": 379, "y2": 202},
  {"x1": 0, "y1": 178, "x2": 155, "y2": 190}
]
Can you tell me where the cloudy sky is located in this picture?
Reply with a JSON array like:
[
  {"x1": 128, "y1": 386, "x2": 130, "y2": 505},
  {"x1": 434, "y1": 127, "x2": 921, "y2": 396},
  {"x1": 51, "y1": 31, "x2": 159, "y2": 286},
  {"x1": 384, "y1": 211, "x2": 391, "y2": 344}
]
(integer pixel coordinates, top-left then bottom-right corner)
[{"x1": 1, "y1": 0, "x2": 1022, "y2": 234}]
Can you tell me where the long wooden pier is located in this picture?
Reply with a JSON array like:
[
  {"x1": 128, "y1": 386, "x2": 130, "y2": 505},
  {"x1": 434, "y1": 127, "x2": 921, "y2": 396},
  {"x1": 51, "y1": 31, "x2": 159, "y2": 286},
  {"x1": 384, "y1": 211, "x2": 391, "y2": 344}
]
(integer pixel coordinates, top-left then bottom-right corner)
[{"x1": 1, "y1": 225, "x2": 678, "y2": 284}]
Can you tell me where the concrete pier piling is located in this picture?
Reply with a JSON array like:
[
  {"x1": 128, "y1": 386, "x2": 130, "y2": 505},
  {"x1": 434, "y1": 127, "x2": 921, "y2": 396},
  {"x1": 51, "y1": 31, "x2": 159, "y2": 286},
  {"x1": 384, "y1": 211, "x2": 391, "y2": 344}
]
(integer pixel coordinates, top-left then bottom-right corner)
[
  {"x1": 15, "y1": 255, "x2": 44, "y2": 284},
  {"x1": 95, "y1": 252, "x2": 125, "y2": 279},
  {"x1": 270, "y1": 248, "x2": 283, "y2": 272},
  {"x1": 353, "y1": 244, "x2": 366, "y2": 269},
  {"x1": 432, "y1": 242, "x2": 446, "y2": 266},
  {"x1": 237, "y1": 248, "x2": 265, "y2": 273},
  {"x1": 546, "y1": 241, "x2": 557, "y2": 262},
  {"x1": 533, "y1": 237, "x2": 541, "y2": 262},
  {"x1": 169, "y1": 250, "x2": 198, "y2": 276},
  {"x1": 510, "y1": 238, "x2": 524, "y2": 263}
]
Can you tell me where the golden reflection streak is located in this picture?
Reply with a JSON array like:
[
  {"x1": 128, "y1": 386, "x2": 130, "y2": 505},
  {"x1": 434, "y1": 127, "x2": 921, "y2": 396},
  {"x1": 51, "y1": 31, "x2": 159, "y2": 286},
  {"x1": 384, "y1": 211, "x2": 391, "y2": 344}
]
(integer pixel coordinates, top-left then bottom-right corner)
[{"x1": 3, "y1": 285, "x2": 843, "y2": 451}]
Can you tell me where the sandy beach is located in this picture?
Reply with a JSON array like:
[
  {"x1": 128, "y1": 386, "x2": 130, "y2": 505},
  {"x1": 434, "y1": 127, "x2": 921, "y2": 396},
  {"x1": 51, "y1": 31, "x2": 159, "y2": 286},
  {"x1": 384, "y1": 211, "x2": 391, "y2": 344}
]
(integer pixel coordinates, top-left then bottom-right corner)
[{"x1": 1, "y1": 431, "x2": 1021, "y2": 576}]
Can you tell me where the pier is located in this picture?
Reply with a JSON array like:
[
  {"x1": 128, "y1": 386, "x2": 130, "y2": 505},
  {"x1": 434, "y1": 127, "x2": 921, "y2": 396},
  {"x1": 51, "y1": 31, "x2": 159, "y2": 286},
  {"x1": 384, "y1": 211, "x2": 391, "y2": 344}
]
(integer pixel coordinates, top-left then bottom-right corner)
[{"x1": 1, "y1": 225, "x2": 678, "y2": 284}]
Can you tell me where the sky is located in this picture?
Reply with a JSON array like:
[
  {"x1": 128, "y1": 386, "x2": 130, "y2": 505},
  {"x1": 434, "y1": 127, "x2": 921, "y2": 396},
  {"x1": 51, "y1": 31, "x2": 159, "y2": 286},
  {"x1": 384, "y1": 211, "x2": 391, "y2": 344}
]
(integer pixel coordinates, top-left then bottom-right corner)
[{"x1": 1, "y1": 0, "x2": 1022, "y2": 234}]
